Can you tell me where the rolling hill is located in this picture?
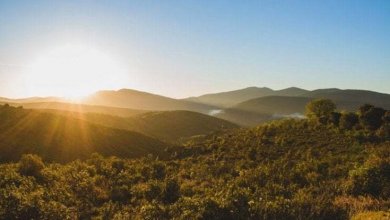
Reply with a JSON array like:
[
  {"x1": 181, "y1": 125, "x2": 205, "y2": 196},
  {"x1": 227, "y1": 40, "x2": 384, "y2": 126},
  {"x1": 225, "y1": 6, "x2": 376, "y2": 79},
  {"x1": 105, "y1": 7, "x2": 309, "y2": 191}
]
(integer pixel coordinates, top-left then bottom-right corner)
[
  {"x1": 0, "y1": 104, "x2": 167, "y2": 163},
  {"x1": 232, "y1": 96, "x2": 311, "y2": 115},
  {"x1": 303, "y1": 89, "x2": 390, "y2": 109},
  {"x1": 0, "y1": 101, "x2": 147, "y2": 117},
  {"x1": 83, "y1": 89, "x2": 214, "y2": 113},
  {"x1": 214, "y1": 89, "x2": 390, "y2": 126},
  {"x1": 48, "y1": 110, "x2": 239, "y2": 143},
  {"x1": 0, "y1": 96, "x2": 64, "y2": 104},
  {"x1": 185, "y1": 87, "x2": 390, "y2": 110},
  {"x1": 185, "y1": 87, "x2": 276, "y2": 107},
  {"x1": 2, "y1": 87, "x2": 390, "y2": 128},
  {"x1": 230, "y1": 90, "x2": 390, "y2": 116},
  {"x1": 214, "y1": 96, "x2": 309, "y2": 126}
]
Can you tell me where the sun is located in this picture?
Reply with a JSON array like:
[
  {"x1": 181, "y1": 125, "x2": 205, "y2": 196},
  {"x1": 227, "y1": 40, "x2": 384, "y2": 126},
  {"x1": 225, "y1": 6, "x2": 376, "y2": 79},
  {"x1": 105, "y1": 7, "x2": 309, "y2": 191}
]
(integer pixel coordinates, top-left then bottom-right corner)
[{"x1": 21, "y1": 43, "x2": 128, "y2": 99}]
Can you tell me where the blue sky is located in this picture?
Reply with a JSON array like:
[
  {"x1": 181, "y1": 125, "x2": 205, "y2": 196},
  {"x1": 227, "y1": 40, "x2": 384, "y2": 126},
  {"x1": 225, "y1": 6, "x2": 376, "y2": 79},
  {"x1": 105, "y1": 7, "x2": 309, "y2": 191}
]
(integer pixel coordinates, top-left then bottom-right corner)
[{"x1": 0, "y1": 0, "x2": 389, "y2": 98}]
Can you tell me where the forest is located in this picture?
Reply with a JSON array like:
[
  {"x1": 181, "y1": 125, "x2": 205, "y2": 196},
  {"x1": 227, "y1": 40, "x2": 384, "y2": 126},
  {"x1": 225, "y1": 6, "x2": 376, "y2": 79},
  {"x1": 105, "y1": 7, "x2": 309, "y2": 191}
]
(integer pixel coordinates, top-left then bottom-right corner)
[{"x1": 0, "y1": 100, "x2": 389, "y2": 219}]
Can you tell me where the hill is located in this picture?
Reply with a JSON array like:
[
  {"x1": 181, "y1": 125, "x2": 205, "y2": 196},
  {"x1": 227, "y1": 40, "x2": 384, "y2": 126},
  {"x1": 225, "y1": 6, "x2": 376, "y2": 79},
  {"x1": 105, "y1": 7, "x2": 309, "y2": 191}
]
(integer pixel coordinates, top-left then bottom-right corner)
[
  {"x1": 0, "y1": 119, "x2": 388, "y2": 219},
  {"x1": 185, "y1": 87, "x2": 276, "y2": 107},
  {"x1": 0, "y1": 105, "x2": 167, "y2": 162},
  {"x1": 214, "y1": 89, "x2": 390, "y2": 126},
  {"x1": 83, "y1": 89, "x2": 214, "y2": 113},
  {"x1": 213, "y1": 108, "x2": 274, "y2": 127},
  {"x1": 185, "y1": 87, "x2": 390, "y2": 110},
  {"x1": 214, "y1": 96, "x2": 309, "y2": 126},
  {"x1": 54, "y1": 110, "x2": 239, "y2": 143},
  {"x1": 232, "y1": 96, "x2": 311, "y2": 115},
  {"x1": 0, "y1": 96, "x2": 63, "y2": 103},
  {"x1": 303, "y1": 89, "x2": 390, "y2": 109},
  {"x1": 0, "y1": 101, "x2": 147, "y2": 117}
]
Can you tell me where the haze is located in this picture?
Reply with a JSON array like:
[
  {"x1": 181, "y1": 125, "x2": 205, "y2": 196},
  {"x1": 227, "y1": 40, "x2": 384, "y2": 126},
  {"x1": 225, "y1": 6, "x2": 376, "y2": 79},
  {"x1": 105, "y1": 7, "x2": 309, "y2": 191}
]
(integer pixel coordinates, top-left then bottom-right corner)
[{"x1": 0, "y1": 0, "x2": 389, "y2": 99}]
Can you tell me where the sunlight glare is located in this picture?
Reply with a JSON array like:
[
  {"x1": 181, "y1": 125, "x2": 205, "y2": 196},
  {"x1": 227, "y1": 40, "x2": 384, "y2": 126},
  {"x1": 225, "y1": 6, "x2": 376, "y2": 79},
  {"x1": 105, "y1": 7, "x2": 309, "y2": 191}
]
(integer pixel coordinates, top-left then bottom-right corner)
[{"x1": 22, "y1": 44, "x2": 128, "y2": 99}]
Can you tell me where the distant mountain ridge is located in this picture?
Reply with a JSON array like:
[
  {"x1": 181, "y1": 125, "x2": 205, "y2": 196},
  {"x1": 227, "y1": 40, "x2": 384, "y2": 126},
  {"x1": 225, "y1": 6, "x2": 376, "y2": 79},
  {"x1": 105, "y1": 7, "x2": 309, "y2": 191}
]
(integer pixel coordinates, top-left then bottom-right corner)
[
  {"x1": 186, "y1": 87, "x2": 390, "y2": 108},
  {"x1": 185, "y1": 87, "x2": 310, "y2": 107},
  {"x1": 83, "y1": 89, "x2": 214, "y2": 113},
  {"x1": 1, "y1": 87, "x2": 390, "y2": 127},
  {"x1": 215, "y1": 89, "x2": 390, "y2": 126}
]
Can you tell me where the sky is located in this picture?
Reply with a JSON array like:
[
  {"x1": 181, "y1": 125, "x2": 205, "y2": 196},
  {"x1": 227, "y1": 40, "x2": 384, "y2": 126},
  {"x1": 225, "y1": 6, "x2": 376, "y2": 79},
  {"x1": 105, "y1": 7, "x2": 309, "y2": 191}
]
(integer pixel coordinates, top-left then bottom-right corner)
[{"x1": 0, "y1": 0, "x2": 389, "y2": 98}]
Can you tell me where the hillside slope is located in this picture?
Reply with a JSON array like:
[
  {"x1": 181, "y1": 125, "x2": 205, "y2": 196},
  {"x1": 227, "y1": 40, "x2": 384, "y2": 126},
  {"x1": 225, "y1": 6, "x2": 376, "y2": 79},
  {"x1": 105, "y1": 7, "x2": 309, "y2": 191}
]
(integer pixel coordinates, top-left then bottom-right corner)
[
  {"x1": 83, "y1": 89, "x2": 214, "y2": 113},
  {"x1": 214, "y1": 96, "x2": 310, "y2": 126},
  {"x1": 186, "y1": 87, "x2": 390, "y2": 110},
  {"x1": 0, "y1": 105, "x2": 167, "y2": 162},
  {"x1": 62, "y1": 110, "x2": 239, "y2": 143},
  {"x1": 1, "y1": 119, "x2": 388, "y2": 219},
  {"x1": 217, "y1": 91, "x2": 390, "y2": 126},
  {"x1": 0, "y1": 101, "x2": 147, "y2": 117},
  {"x1": 302, "y1": 89, "x2": 390, "y2": 109},
  {"x1": 185, "y1": 87, "x2": 275, "y2": 107}
]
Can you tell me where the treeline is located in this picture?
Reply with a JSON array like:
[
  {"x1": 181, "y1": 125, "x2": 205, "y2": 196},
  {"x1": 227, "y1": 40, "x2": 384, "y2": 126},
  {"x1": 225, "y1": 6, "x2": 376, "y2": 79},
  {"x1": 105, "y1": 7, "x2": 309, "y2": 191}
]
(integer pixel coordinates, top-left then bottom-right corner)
[
  {"x1": 305, "y1": 99, "x2": 390, "y2": 141},
  {"x1": 0, "y1": 111, "x2": 389, "y2": 219}
]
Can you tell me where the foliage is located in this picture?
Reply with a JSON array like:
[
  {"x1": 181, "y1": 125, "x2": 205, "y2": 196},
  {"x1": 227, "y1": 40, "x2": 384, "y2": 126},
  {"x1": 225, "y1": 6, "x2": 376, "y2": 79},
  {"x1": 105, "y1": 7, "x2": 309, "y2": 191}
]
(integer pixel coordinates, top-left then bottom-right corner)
[
  {"x1": 339, "y1": 112, "x2": 359, "y2": 130},
  {"x1": 359, "y1": 106, "x2": 386, "y2": 130},
  {"x1": 0, "y1": 118, "x2": 389, "y2": 219},
  {"x1": 305, "y1": 99, "x2": 336, "y2": 122},
  {"x1": 18, "y1": 154, "x2": 45, "y2": 178}
]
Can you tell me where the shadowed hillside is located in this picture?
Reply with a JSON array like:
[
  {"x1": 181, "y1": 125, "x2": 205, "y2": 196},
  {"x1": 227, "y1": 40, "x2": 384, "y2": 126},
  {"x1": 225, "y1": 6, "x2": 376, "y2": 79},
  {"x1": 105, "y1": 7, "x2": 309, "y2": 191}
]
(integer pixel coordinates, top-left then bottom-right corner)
[
  {"x1": 214, "y1": 96, "x2": 310, "y2": 126},
  {"x1": 303, "y1": 89, "x2": 390, "y2": 109},
  {"x1": 47, "y1": 110, "x2": 239, "y2": 143},
  {"x1": 0, "y1": 105, "x2": 167, "y2": 162},
  {"x1": 185, "y1": 87, "x2": 276, "y2": 107},
  {"x1": 215, "y1": 91, "x2": 390, "y2": 126},
  {"x1": 233, "y1": 96, "x2": 311, "y2": 115},
  {"x1": 186, "y1": 87, "x2": 390, "y2": 110}
]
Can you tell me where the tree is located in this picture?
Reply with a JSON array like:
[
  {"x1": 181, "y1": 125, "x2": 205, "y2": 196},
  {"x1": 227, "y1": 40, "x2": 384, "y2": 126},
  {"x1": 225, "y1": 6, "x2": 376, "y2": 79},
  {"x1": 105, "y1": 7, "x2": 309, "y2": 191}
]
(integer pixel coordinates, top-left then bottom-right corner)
[
  {"x1": 358, "y1": 104, "x2": 374, "y2": 116},
  {"x1": 383, "y1": 111, "x2": 390, "y2": 124},
  {"x1": 329, "y1": 112, "x2": 341, "y2": 126},
  {"x1": 18, "y1": 154, "x2": 45, "y2": 178},
  {"x1": 305, "y1": 99, "x2": 336, "y2": 123},
  {"x1": 163, "y1": 179, "x2": 180, "y2": 204},
  {"x1": 359, "y1": 106, "x2": 386, "y2": 130},
  {"x1": 339, "y1": 112, "x2": 359, "y2": 130},
  {"x1": 347, "y1": 155, "x2": 390, "y2": 198}
]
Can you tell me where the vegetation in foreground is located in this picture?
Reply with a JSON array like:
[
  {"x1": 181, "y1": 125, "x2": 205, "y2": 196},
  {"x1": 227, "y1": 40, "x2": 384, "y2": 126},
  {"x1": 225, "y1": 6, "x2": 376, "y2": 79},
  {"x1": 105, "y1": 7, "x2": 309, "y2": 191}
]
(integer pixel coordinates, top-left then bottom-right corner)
[{"x1": 0, "y1": 100, "x2": 389, "y2": 219}]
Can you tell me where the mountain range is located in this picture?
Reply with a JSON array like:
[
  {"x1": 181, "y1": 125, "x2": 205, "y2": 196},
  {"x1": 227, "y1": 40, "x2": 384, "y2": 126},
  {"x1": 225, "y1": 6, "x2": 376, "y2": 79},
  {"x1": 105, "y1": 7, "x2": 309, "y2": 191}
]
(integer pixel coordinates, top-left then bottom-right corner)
[{"x1": 2, "y1": 86, "x2": 390, "y2": 127}]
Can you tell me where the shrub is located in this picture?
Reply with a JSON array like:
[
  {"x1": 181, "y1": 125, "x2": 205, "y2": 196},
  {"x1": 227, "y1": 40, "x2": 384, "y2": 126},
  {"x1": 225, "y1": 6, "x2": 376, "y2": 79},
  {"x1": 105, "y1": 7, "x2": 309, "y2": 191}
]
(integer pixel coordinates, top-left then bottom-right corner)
[
  {"x1": 18, "y1": 154, "x2": 45, "y2": 178},
  {"x1": 340, "y1": 112, "x2": 359, "y2": 130},
  {"x1": 305, "y1": 99, "x2": 336, "y2": 122}
]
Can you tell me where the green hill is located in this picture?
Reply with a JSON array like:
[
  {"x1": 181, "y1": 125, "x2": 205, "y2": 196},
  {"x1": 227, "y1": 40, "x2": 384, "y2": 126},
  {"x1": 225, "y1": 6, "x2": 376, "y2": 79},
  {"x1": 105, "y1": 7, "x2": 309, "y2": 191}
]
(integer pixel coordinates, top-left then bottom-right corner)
[
  {"x1": 0, "y1": 105, "x2": 167, "y2": 162},
  {"x1": 56, "y1": 110, "x2": 239, "y2": 143},
  {"x1": 0, "y1": 118, "x2": 388, "y2": 219}
]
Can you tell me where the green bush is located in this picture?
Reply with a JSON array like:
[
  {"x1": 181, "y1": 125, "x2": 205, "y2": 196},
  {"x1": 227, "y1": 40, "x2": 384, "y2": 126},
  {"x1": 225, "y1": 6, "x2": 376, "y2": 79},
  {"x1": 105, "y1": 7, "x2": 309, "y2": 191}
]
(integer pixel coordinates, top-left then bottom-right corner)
[{"x1": 18, "y1": 154, "x2": 45, "y2": 178}]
